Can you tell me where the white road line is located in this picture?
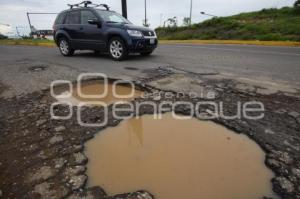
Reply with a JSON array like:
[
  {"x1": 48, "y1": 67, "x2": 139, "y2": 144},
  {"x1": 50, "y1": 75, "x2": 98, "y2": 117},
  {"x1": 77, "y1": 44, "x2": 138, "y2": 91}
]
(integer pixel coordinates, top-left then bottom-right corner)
[{"x1": 163, "y1": 44, "x2": 300, "y2": 56}]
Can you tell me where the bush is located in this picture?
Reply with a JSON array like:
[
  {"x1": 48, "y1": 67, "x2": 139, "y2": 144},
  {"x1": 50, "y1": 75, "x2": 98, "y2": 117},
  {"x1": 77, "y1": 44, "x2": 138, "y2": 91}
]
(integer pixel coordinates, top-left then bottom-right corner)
[
  {"x1": 156, "y1": 7, "x2": 300, "y2": 41},
  {"x1": 256, "y1": 33, "x2": 284, "y2": 41},
  {"x1": 0, "y1": 33, "x2": 8, "y2": 40}
]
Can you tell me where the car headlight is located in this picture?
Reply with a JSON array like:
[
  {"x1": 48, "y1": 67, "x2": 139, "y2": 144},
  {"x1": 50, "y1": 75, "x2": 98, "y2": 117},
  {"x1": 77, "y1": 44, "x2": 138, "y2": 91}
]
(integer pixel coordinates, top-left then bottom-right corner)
[{"x1": 127, "y1": 30, "x2": 143, "y2": 37}]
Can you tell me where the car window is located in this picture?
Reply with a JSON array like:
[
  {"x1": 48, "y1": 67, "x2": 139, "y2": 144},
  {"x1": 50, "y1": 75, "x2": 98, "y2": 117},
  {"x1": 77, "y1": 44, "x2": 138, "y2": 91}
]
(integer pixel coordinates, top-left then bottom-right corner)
[
  {"x1": 81, "y1": 10, "x2": 97, "y2": 25},
  {"x1": 55, "y1": 12, "x2": 66, "y2": 25},
  {"x1": 96, "y1": 10, "x2": 131, "y2": 24},
  {"x1": 65, "y1": 11, "x2": 80, "y2": 24},
  {"x1": 108, "y1": 15, "x2": 123, "y2": 23}
]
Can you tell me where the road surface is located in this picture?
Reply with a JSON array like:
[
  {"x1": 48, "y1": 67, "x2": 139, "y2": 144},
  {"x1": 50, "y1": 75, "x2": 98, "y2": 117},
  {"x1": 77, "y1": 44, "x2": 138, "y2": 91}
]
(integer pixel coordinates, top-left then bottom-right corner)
[
  {"x1": 0, "y1": 44, "x2": 299, "y2": 96},
  {"x1": 1, "y1": 43, "x2": 300, "y2": 198}
]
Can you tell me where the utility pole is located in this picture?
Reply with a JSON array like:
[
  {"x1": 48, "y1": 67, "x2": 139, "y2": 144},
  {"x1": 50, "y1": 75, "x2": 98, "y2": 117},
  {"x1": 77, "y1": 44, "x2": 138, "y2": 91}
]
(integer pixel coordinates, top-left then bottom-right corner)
[
  {"x1": 121, "y1": 0, "x2": 127, "y2": 19},
  {"x1": 144, "y1": 0, "x2": 148, "y2": 27},
  {"x1": 16, "y1": 27, "x2": 21, "y2": 37},
  {"x1": 26, "y1": 12, "x2": 33, "y2": 34},
  {"x1": 189, "y1": 0, "x2": 193, "y2": 26}
]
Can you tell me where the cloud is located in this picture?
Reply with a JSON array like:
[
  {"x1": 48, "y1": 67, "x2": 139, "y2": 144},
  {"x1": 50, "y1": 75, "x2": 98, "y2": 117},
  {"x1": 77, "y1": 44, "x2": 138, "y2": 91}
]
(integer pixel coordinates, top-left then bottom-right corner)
[{"x1": 0, "y1": 25, "x2": 13, "y2": 35}]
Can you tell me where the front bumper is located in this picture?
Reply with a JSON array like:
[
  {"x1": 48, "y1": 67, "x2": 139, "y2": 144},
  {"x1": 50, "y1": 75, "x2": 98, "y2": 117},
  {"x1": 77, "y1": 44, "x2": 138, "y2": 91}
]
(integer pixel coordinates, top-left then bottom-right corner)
[{"x1": 128, "y1": 37, "x2": 158, "y2": 53}]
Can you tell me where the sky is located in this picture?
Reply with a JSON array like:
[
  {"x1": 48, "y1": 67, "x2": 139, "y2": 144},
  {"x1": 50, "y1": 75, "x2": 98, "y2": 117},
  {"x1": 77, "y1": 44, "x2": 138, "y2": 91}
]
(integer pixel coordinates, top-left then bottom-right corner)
[{"x1": 0, "y1": 0, "x2": 296, "y2": 36}]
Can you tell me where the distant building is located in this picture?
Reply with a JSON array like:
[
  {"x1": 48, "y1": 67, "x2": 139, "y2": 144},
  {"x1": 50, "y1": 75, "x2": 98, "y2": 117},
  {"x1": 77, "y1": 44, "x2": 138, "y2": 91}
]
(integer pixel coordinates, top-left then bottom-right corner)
[{"x1": 31, "y1": 29, "x2": 54, "y2": 40}]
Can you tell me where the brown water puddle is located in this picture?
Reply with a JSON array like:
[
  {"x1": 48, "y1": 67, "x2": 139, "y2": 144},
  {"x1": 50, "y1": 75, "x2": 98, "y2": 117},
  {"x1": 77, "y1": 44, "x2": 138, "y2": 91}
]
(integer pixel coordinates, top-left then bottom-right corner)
[
  {"x1": 56, "y1": 81, "x2": 143, "y2": 106},
  {"x1": 86, "y1": 113, "x2": 277, "y2": 199}
]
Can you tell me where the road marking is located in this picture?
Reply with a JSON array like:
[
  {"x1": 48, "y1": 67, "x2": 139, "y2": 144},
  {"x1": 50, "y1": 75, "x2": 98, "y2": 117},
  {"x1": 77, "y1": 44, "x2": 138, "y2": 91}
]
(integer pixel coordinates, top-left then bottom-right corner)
[{"x1": 163, "y1": 44, "x2": 300, "y2": 56}]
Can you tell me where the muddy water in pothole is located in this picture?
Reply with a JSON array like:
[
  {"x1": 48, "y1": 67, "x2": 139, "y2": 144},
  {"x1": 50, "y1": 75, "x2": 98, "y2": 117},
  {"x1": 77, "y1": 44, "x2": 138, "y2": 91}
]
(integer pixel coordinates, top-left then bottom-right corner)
[
  {"x1": 86, "y1": 113, "x2": 276, "y2": 199},
  {"x1": 56, "y1": 82, "x2": 143, "y2": 105}
]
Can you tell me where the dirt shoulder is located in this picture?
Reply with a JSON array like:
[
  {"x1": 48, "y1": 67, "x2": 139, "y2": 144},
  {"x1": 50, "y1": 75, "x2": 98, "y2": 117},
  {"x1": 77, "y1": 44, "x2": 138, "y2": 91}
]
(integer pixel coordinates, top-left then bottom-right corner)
[
  {"x1": 0, "y1": 39, "x2": 56, "y2": 47},
  {"x1": 1, "y1": 39, "x2": 300, "y2": 48},
  {"x1": 159, "y1": 40, "x2": 300, "y2": 47}
]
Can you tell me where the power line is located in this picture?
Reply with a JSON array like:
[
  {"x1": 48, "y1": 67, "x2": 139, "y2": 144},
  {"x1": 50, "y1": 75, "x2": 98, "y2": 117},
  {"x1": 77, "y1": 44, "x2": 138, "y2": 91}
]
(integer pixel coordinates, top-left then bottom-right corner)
[{"x1": 26, "y1": 12, "x2": 58, "y2": 35}]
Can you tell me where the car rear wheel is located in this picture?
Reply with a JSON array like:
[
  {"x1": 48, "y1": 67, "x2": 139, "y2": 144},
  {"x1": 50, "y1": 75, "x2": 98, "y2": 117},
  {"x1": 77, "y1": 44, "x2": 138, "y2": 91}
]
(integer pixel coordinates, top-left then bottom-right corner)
[
  {"x1": 59, "y1": 38, "x2": 74, "y2": 56},
  {"x1": 109, "y1": 37, "x2": 128, "y2": 61}
]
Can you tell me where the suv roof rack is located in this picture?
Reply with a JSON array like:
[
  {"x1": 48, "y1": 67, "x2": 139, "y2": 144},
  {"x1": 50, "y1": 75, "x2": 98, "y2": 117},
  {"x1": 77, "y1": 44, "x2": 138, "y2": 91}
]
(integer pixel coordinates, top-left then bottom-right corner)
[{"x1": 67, "y1": 1, "x2": 110, "y2": 10}]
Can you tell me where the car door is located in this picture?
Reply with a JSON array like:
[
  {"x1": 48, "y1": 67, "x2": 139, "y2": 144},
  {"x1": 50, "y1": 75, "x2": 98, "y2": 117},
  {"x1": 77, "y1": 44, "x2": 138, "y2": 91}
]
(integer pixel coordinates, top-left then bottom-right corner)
[
  {"x1": 79, "y1": 10, "x2": 105, "y2": 50},
  {"x1": 63, "y1": 10, "x2": 81, "y2": 48}
]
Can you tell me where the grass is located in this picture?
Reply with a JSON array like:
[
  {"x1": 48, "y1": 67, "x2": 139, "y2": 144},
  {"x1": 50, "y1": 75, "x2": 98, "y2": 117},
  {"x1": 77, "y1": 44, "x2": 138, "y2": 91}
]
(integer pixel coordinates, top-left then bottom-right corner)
[
  {"x1": 159, "y1": 39, "x2": 300, "y2": 47},
  {"x1": 156, "y1": 7, "x2": 300, "y2": 42},
  {"x1": 0, "y1": 39, "x2": 55, "y2": 47},
  {"x1": 1, "y1": 36, "x2": 300, "y2": 48}
]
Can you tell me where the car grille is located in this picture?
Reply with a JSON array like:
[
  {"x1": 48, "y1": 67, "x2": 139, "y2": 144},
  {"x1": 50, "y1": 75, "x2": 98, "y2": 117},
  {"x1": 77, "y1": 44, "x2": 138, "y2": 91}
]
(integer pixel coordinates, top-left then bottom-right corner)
[{"x1": 142, "y1": 30, "x2": 155, "y2": 37}]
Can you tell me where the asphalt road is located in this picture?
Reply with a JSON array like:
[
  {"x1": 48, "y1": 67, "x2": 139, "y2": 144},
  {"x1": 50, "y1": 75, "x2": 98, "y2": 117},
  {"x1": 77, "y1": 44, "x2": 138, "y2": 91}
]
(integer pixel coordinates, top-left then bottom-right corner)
[
  {"x1": 1, "y1": 43, "x2": 300, "y2": 198},
  {"x1": 0, "y1": 43, "x2": 299, "y2": 96}
]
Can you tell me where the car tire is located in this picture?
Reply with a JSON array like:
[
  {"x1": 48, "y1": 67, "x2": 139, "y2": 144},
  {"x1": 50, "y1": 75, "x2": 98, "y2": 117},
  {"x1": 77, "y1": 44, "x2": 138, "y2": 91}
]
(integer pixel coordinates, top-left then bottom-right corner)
[
  {"x1": 58, "y1": 37, "x2": 74, "y2": 56},
  {"x1": 141, "y1": 51, "x2": 153, "y2": 56},
  {"x1": 108, "y1": 37, "x2": 128, "y2": 61}
]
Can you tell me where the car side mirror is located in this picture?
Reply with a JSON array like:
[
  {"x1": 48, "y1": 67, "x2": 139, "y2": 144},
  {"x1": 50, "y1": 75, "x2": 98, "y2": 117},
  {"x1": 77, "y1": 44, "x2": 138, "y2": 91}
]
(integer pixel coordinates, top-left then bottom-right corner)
[{"x1": 88, "y1": 19, "x2": 102, "y2": 28}]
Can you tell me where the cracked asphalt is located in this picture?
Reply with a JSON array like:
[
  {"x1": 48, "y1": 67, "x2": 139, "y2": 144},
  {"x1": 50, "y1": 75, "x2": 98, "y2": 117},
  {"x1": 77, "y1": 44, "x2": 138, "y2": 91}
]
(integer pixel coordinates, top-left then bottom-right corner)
[{"x1": 0, "y1": 43, "x2": 300, "y2": 199}]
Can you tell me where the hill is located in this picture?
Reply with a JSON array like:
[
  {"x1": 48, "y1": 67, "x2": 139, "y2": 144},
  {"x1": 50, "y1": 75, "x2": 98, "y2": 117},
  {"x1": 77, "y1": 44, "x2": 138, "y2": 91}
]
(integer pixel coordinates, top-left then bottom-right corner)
[{"x1": 155, "y1": 7, "x2": 300, "y2": 41}]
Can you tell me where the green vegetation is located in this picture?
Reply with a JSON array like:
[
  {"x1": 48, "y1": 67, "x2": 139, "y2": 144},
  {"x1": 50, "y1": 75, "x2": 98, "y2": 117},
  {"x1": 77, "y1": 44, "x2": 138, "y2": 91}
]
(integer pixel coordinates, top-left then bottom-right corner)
[
  {"x1": 295, "y1": 0, "x2": 300, "y2": 7},
  {"x1": 0, "y1": 33, "x2": 8, "y2": 39},
  {"x1": 0, "y1": 39, "x2": 55, "y2": 47},
  {"x1": 156, "y1": 7, "x2": 300, "y2": 41}
]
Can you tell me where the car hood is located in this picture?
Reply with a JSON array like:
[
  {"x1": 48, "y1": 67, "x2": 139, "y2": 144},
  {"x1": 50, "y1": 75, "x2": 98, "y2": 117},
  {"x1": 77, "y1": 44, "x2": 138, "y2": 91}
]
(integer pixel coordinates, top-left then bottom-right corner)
[
  {"x1": 124, "y1": 24, "x2": 153, "y2": 31},
  {"x1": 105, "y1": 23, "x2": 154, "y2": 32}
]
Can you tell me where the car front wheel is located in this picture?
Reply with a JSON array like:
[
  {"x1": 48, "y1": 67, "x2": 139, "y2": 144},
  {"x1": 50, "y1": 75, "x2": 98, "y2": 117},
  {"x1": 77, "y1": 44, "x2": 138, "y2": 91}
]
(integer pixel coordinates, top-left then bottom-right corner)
[
  {"x1": 109, "y1": 37, "x2": 128, "y2": 61},
  {"x1": 59, "y1": 38, "x2": 74, "y2": 56}
]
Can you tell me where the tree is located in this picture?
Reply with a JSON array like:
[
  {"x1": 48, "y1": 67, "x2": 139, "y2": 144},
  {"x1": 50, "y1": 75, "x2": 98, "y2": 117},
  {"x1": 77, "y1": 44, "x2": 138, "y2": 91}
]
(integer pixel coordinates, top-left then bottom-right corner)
[
  {"x1": 295, "y1": 0, "x2": 300, "y2": 7},
  {"x1": 163, "y1": 17, "x2": 177, "y2": 27},
  {"x1": 183, "y1": 17, "x2": 191, "y2": 26}
]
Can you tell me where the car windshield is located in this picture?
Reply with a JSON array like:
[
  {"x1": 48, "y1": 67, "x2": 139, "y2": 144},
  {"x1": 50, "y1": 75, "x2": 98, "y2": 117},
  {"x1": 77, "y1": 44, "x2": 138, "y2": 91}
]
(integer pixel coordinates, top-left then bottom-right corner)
[{"x1": 96, "y1": 10, "x2": 131, "y2": 24}]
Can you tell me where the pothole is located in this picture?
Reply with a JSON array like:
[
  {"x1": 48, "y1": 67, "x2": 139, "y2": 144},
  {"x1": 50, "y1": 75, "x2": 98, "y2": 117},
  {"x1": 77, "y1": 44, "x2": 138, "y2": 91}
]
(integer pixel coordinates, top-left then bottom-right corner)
[
  {"x1": 28, "y1": 65, "x2": 48, "y2": 72},
  {"x1": 124, "y1": 67, "x2": 139, "y2": 71},
  {"x1": 0, "y1": 81, "x2": 8, "y2": 95},
  {"x1": 55, "y1": 80, "x2": 143, "y2": 106},
  {"x1": 86, "y1": 113, "x2": 277, "y2": 199}
]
